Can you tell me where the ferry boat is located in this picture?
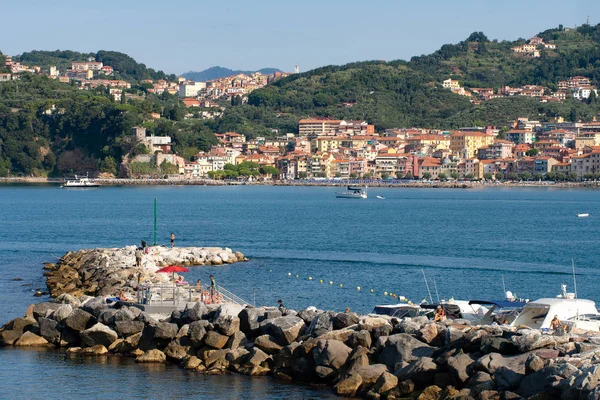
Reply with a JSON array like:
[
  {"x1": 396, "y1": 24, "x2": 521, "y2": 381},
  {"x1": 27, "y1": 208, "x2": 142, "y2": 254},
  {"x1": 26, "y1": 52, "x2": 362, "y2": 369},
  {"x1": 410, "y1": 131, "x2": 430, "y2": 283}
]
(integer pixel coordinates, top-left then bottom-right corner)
[
  {"x1": 336, "y1": 186, "x2": 367, "y2": 199},
  {"x1": 61, "y1": 174, "x2": 101, "y2": 188}
]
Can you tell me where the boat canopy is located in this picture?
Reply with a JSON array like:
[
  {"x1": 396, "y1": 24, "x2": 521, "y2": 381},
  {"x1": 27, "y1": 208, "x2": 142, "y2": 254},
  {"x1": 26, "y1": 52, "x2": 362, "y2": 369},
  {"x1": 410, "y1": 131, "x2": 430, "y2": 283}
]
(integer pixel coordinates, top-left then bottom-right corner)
[
  {"x1": 468, "y1": 300, "x2": 527, "y2": 309},
  {"x1": 420, "y1": 303, "x2": 462, "y2": 318}
]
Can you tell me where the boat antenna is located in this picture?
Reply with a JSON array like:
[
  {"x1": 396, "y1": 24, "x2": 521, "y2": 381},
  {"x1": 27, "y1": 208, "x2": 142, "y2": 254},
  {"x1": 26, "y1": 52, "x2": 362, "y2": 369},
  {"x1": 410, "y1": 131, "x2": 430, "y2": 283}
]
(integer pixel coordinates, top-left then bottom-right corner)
[
  {"x1": 572, "y1": 258, "x2": 578, "y2": 299},
  {"x1": 433, "y1": 279, "x2": 440, "y2": 303},
  {"x1": 422, "y1": 269, "x2": 433, "y2": 303},
  {"x1": 501, "y1": 275, "x2": 506, "y2": 295}
]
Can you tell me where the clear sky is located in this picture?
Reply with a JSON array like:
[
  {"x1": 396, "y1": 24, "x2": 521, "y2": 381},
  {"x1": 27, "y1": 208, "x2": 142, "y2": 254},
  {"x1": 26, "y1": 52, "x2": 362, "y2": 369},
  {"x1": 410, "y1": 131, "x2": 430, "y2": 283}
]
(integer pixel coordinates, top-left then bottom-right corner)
[{"x1": 3, "y1": 0, "x2": 600, "y2": 75}]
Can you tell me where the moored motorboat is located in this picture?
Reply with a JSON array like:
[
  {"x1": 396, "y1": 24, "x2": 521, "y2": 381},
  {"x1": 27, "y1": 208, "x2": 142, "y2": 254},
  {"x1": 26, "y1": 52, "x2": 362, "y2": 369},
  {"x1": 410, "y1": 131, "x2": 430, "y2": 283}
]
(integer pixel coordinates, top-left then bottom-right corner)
[
  {"x1": 376, "y1": 195, "x2": 385, "y2": 200},
  {"x1": 61, "y1": 174, "x2": 101, "y2": 188},
  {"x1": 336, "y1": 186, "x2": 367, "y2": 199}
]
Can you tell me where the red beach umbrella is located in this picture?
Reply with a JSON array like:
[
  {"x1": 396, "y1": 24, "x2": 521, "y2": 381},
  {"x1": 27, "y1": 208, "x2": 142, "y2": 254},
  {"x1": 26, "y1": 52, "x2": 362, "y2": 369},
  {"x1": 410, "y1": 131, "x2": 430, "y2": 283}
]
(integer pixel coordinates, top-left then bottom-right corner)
[
  {"x1": 156, "y1": 265, "x2": 190, "y2": 274},
  {"x1": 156, "y1": 265, "x2": 190, "y2": 283}
]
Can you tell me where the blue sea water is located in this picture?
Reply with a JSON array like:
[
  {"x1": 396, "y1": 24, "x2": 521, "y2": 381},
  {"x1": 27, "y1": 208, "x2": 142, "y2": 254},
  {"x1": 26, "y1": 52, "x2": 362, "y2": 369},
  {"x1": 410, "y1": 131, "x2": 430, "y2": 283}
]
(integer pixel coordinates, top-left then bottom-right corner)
[{"x1": 0, "y1": 185, "x2": 599, "y2": 398}]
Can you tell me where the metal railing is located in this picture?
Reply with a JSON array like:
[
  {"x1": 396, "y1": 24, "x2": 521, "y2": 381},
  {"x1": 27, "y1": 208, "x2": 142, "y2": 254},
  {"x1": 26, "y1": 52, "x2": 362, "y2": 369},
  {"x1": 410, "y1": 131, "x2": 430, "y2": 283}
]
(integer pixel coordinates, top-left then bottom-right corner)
[{"x1": 136, "y1": 283, "x2": 250, "y2": 307}]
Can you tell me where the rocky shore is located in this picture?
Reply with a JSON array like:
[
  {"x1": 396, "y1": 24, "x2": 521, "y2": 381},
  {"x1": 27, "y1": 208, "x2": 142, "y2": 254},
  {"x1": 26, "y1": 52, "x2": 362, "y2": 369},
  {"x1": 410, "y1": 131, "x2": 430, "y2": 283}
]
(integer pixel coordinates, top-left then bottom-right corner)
[
  {"x1": 3, "y1": 296, "x2": 600, "y2": 400},
  {"x1": 43, "y1": 246, "x2": 247, "y2": 298}
]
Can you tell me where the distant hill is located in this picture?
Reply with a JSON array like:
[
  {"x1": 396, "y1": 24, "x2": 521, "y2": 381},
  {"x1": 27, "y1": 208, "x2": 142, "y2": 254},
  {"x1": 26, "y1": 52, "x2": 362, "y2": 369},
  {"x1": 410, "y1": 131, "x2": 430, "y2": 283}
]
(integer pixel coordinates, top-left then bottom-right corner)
[
  {"x1": 211, "y1": 24, "x2": 600, "y2": 137},
  {"x1": 14, "y1": 50, "x2": 176, "y2": 82},
  {"x1": 181, "y1": 66, "x2": 282, "y2": 82}
]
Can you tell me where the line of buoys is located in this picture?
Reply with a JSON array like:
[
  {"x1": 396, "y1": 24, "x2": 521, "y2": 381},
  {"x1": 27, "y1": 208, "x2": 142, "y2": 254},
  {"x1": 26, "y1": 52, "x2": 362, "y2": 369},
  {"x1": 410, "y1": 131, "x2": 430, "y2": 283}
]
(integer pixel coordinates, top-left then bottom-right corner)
[{"x1": 284, "y1": 272, "x2": 408, "y2": 302}]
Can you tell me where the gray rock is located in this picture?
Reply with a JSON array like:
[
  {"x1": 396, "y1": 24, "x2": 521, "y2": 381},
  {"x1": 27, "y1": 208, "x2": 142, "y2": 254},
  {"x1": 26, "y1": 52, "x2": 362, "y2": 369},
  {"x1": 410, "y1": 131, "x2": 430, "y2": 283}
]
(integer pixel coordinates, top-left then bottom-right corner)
[
  {"x1": 239, "y1": 308, "x2": 262, "y2": 335},
  {"x1": 480, "y1": 336, "x2": 520, "y2": 355},
  {"x1": 8, "y1": 317, "x2": 36, "y2": 334},
  {"x1": 418, "y1": 323, "x2": 439, "y2": 344},
  {"x1": 81, "y1": 296, "x2": 108, "y2": 317},
  {"x1": 33, "y1": 302, "x2": 62, "y2": 320},
  {"x1": 81, "y1": 323, "x2": 118, "y2": 347},
  {"x1": 97, "y1": 309, "x2": 118, "y2": 325},
  {"x1": 332, "y1": 312, "x2": 359, "y2": 330},
  {"x1": 246, "y1": 346, "x2": 272, "y2": 367},
  {"x1": 189, "y1": 320, "x2": 211, "y2": 347},
  {"x1": 264, "y1": 309, "x2": 282, "y2": 320},
  {"x1": 307, "y1": 313, "x2": 333, "y2": 337},
  {"x1": 64, "y1": 309, "x2": 93, "y2": 332},
  {"x1": 181, "y1": 302, "x2": 208, "y2": 323},
  {"x1": 164, "y1": 340, "x2": 190, "y2": 360},
  {"x1": 351, "y1": 363, "x2": 388, "y2": 386},
  {"x1": 227, "y1": 331, "x2": 248, "y2": 349},
  {"x1": 377, "y1": 333, "x2": 435, "y2": 369},
  {"x1": 115, "y1": 321, "x2": 145, "y2": 337},
  {"x1": 214, "y1": 315, "x2": 240, "y2": 336},
  {"x1": 313, "y1": 339, "x2": 352, "y2": 370},
  {"x1": 52, "y1": 304, "x2": 73, "y2": 322},
  {"x1": 297, "y1": 309, "x2": 318, "y2": 324},
  {"x1": 214, "y1": 303, "x2": 245, "y2": 319},
  {"x1": 153, "y1": 322, "x2": 178, "y2": 341},
  {"x1": 525, "y1": 354, "x2": 544, "y2": 374},
  {"x1": 398, "y1": 319, "x2": 420, "y2": 335},
  {"x1": 0, "y1": 330, "x2": 21, "y2": 346},
  {"x1": 348, "y1": 330, "x2": 372, "y2": 349},
  {"x1": 395, "y1": 357, "x2": 438, "y2": 387},
  {"x1": 448, "y1": 352, "x2": 475, "y2": 387},
  {"x1": 38, "y1": 317, "x2": 61, "y2": 344},
  {"x1": 373, "y1": 371, "x2": 398, "y2": 394},
  {"x1": 264, "y1": 316, "x2": 305, "y2": 345},
  {"x1": 113, "y1": 307, "x2": 136, "y2": 322},
  {"x1": 14, "y1": 331, "x2": 49, "y2": 347},
  {"x1": 52, "y1": 294, "x2": 81, "y2": 307}
]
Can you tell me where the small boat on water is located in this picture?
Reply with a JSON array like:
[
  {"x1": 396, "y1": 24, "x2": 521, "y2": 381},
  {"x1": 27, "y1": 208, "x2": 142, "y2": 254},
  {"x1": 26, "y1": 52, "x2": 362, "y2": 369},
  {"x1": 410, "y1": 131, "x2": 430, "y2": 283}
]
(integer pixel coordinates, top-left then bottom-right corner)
[
  {"x1": 376, "y1": 195, "x2": 385, "y2": 200},
  {"x1": 61, "y1": 174, "x2": 101, "y2": 188},
  {"x1": 577, "y1": 213, "x2": 590, "y2": 218},
  {"x1": 336, "y1": 186, "x2": 367, "y2": 199}
]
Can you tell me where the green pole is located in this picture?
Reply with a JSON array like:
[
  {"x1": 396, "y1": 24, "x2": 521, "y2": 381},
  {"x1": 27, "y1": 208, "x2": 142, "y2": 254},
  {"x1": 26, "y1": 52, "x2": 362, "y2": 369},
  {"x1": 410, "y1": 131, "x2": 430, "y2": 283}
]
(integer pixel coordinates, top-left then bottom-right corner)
[{"x1": 153, "y1": 197, "x2": 157, "y2": 246}]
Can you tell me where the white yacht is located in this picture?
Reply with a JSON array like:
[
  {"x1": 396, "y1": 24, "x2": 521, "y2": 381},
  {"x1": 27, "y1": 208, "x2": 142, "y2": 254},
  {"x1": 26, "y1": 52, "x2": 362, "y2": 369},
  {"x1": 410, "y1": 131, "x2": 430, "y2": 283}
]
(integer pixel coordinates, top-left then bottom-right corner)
[
  {"x1": 336, "y1": 186, "x2": 367, "y2": 199},
  {"x1": 511, "y1": 286, "x2": 600, "y2": 332},
  {"x1": 61, "y1": 174, "x2": 101, "y2": 188}
]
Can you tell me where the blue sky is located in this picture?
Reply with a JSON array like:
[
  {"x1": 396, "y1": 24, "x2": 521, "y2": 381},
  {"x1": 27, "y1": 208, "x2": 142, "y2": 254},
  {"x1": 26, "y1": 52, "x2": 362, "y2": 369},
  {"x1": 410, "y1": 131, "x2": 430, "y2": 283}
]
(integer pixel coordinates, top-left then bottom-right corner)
[{"x1": 3, "y1": 0, "x2": 599, "y2": 74}]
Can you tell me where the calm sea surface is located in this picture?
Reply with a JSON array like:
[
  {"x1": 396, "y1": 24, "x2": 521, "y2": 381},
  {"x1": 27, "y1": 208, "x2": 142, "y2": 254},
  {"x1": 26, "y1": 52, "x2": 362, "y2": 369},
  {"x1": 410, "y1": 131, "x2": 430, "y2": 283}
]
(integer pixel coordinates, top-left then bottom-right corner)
[{"x1": 0, "y1": 185, "x2": 599, "y2": 399}]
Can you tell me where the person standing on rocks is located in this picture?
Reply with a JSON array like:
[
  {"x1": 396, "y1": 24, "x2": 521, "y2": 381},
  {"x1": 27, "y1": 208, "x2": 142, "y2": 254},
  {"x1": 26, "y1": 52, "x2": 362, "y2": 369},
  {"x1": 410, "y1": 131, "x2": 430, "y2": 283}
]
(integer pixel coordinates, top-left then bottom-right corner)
[
  {"x1": 210, "y1": 274, "x2": 216, "y2": 298},
  {"x1": 135, "y1": 248, "x2": 143, "y2": 268},
  {"x1": 170, "y1": 233, "x2": 175, "y2": 248}
]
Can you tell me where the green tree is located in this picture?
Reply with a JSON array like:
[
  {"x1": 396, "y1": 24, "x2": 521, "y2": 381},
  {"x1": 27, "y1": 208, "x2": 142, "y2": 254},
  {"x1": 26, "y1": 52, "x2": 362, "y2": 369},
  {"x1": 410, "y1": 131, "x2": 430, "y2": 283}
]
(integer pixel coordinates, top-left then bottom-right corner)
[
  {"x1": 525, "y1": 149, "x2": 539, "y2": 156},
  {"x1": 494, "y1": 172, "x2": 504, "y2": 180},
  {"x1": 405, "y1": 171, "x2": 414, "y2": 180},
  {"x1": 422, "y1": 172, "x2": 432, "y2": 180},
  {"x1": 349, "y1": 172, "x2": 357, "y2": 179},
  {"x1": 99, "y1": 156, "x2": 117, "y2": 175},
  {"x1": 438, "y1": 172, "x2": 447, "y2": 181},
  {"x1": 381, "y1": 173, "x2": 390, "y2": 179},
  {"x1": 567, "y1": 172, "x2": 579, "y2": 181},
  {"x1": 260, "y1": 165, "x2": 280, "y2": 176},
  {"x1": 450, "y1": 172, "x2": 460, "y2": 180},
  {"x1": 533, "y1": 172, "x2": 544, "y2": 181},
  {"x1": 507, "y1": 172, "x2": 519, "y2": 181},
  {"x1": 159, "y1": 160, "x2": 178, "y2": 174},
  {"x1": 465, "y1": 173, "x2": 476, "y2": 180},
  {"x1": 519, "y1": 172, "x2": 532, "y2": 181},
  {"x1": 298, "y1": 171, "x2": 308, "y2": 179},
  {"x1": 395, "y1": 171, "x2": 404, "y2": 179},
  {"x1": 483, "y1": 172, "x2": 493, "y2": 180}
]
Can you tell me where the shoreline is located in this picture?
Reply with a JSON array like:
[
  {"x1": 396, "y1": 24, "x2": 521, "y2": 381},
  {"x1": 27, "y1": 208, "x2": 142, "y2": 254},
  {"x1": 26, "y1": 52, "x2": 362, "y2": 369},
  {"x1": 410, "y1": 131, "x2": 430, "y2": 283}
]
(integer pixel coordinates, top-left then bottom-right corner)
[{"x1": 1, "y1": 177, "x2": 600, "y2": 189}]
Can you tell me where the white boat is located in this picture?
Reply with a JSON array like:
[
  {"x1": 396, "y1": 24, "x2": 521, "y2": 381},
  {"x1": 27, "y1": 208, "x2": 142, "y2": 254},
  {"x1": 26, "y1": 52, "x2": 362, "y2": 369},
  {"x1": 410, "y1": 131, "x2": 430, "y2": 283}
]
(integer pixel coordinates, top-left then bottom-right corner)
[
  {"x1": 511, "y1": 286, "x2": 600, "y2": 332},
  {"x1": 336, "y1": 186, "x2": 367, "y2": 199},
  {"x1": 376, "y1": 195, "x2": 385, "y2": 200},
  {"x1": 577, "y1": 213, "x2": 589, "y2": 218},
  {"x1": 61, "y1": 174, "x2": 101, "y2": 188}
]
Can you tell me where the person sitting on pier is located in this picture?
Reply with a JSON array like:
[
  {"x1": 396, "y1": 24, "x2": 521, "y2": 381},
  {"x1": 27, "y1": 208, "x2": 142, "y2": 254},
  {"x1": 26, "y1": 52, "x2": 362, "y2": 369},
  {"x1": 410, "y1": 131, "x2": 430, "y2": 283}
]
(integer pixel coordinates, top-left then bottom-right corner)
[
  {"x1": 176, "y1": 275, "x2": 188, "y2": 286},
  {"x1": 119, "y1": 289, "x2": 129, "y2": 302},
  {"x1": 434, "y1": 306, "x2": 446, "y2": 322},
  {"x1": 278, "y1": 299, "x2": 287, "y2": 315},
  {"x1": 550, "y1": 315, "x2": 564, "y2": 334}
]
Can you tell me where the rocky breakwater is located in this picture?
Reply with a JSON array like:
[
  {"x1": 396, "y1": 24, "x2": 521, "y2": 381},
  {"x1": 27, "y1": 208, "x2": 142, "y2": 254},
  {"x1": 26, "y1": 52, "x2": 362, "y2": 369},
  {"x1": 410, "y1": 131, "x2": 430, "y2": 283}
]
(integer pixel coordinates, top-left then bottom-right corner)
[
  {"x1": 3, "y1": 298, "x2": 600, "y2": 400},
  {"x1": 43, "y1": 246, "x2": 247, "y2": 298}
]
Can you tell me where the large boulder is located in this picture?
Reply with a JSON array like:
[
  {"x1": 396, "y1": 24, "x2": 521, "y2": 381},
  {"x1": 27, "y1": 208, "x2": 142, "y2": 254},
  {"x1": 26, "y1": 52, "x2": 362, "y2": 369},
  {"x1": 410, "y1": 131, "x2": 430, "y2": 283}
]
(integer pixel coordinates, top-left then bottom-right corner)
[
  {"x1": 52, "y1": 304, "x2": 73, "y2": 322},
  {"x1": 64, "y1": 309, "x2": 94, "y2": 332},
  {"x1": 214, "y1": 303, "x2": 244, "y2": 319},
  {"x1": 447, "y1": 353, "x2": 475, "y2": 387},
  {"x1": 188, "y1": 320, "x2": 211, "y2": 347},
  {"x1": 227, "y1": 331, "x2": 248, "y2": 349},
  {"x1": 14, "y1": 331, "x2": 48, "y2": 347},
  {"x1": 297, "y1": 309, "x2": 318, "y2": 325},
  {"x1": 373, "y1": 371, "x2": 398, "y2": 394},
  {"x1": 164, "y1": 340, "x2": 190, "y2": 360},
  {"x1": 358, "y1": 317, "x2": 390, "y2": 331},
  {"x1": 97, "y1": 309, "x2": 118, "y2": 326},
  {"x1": 9, "y1": 317, "x2": 36, "y2": 334},
  {"x1": 181, "y1": 302, "x2": 208, "y2": 324},
  {"x1": 136, "y1": 349, "x2": 166, "y2": 363},
  {"x1": 254, "y1": 334, "x2": 283, "y2": 355},
  {"x1": 153, "y1": 322, "x2": 178, "y2": 342},
  {"x1": 332, "y1": 312, "x2": 359, "y2": 330},
  {"x1": 115, "y1": 321, "x2": 145, "y2": 337},
  {"x1": 351, "y1": 363, "x2": 388, "y2": 386},
  {"x1": 348, "y1": 330, "x2": 372, "y2": 349},
  {"x1": 313, "y1": 339, "x2": 352, "y2": 370},
  {"x1": 52, "y1": 293, "x2": 82, "y2": 307},
  {"x1": 81, "y1": 296, "x2": 108, "y2": 317},
  {"x1": 418, "y1": 323, "x2": 439, "y2": 345},
  {"x1": 378, "y1": 334, "x2": 435, "y2": 369},
  {"x1": 214, "y1": 315, "x2": 240, "y2": 336},
  {"x1": 0, "y1": 330, "x2": 21, "y2": 346},
  {"x1": 480, "y1": 336, "x2": 520, "y2": 355},
  {"x1": 239, "y1": 307, "x2": 262, "y2": 335},
  {"x1": 335, "y1": 374, "x2": 363, "y2": 397},
  {"x1": 204, "y1": 331, "x2": 229, "y2": 349},
  {"x1": 38, "y1": 317, "x2": 61, "y2": 344},
  {"x1": 307, "y1": 313, "x2": 333, "y2": 337},
  {"x1": 81, "y1": 323, "x2": 118, "y2": 347},
  {"x1": 395, "y1": 357, "x2": 438, "y2": 387},
  {"x1": 113, "y1": 307, "x2": 137, "y2": 322},
  {"x1": 264, "y1": 316, "x2": 305, "y2": 345},
  {"x1": 33, "y1": 302, "x2": 62, "y2": 320}
]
